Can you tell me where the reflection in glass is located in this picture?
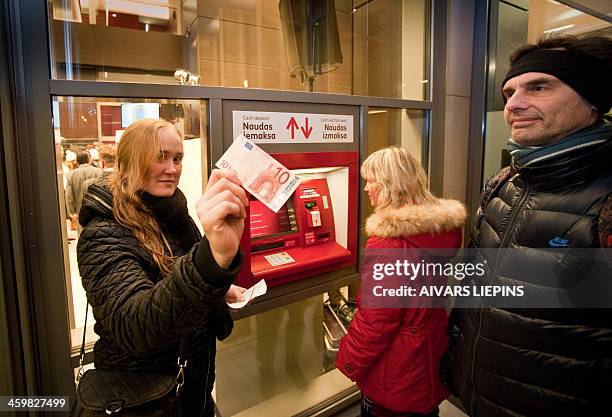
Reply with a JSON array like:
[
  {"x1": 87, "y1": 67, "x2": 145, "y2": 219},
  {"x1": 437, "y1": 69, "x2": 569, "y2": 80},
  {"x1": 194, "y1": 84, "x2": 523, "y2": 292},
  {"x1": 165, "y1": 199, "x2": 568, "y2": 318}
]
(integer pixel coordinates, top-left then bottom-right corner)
[
  {"x1": 215, "y1": 293, "x2": 354, "y2": 416},
  {"x1": 367, "y1": 108, "x2": 426, "y2": 162},
  {"x1": 363, "y1": 107, "x2": 426, "y2": 235},
  {"x1": 53, "y1": 97, "x2": 206, "y2": 353},
  {"x1": 353, "y1": 0, "x2": 429, "y2": 100},
  {"x1": 48, "y1": 0, "x2": 431, "y2": 98}
]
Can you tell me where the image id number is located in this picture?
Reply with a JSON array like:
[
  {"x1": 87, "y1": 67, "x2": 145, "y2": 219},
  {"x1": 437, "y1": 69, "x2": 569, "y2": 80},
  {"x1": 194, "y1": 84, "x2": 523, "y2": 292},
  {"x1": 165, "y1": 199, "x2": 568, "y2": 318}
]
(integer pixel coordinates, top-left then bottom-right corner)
[{"x1": 0, "y1": 396, "x2": 69, "y2": 411}]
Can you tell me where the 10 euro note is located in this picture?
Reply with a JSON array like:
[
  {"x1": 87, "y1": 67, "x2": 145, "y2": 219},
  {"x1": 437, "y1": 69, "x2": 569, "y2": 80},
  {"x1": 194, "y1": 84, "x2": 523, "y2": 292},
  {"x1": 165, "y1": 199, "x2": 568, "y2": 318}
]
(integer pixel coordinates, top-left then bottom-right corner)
[{"x1": 215, "y1": 135, "x2": 301, "y2": 212}]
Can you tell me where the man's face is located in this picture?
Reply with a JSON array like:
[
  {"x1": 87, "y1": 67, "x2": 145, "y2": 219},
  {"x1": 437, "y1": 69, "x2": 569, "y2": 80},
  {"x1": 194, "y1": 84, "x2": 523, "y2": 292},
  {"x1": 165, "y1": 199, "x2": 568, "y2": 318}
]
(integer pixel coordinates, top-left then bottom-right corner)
[{"x1": 502, "y1": 72, "x2": 597, "y2": 146}]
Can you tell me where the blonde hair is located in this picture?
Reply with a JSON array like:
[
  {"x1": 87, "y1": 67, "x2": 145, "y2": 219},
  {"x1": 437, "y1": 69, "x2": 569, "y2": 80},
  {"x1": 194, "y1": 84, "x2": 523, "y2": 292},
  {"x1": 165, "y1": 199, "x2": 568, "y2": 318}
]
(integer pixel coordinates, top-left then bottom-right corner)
[
  {"x1": 109, "y1": 118, "x2": 182, "y2": 275},
  {"x1": 361, "y1": 146, "x2": 437, "y2": 209}
]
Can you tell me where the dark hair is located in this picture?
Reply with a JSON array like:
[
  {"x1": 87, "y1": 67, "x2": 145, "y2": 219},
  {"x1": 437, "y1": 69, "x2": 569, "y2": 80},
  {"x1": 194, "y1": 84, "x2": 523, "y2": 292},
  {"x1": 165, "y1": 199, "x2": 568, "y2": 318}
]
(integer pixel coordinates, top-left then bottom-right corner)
[
  {"x1": 76, "y1": 151, "x2": 90, "y2": 165},
  {"x1": 510, "y1": 35, "x2": 612, "y2": 67},
  {"x1": 99, "y1": 144, "x2": 117, "y2": 164}
]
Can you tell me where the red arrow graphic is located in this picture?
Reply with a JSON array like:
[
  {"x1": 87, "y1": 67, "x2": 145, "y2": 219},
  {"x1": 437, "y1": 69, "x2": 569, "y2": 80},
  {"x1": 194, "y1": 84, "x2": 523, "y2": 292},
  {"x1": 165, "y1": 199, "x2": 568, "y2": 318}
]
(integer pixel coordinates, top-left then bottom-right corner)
[
  {"x1": 286, "y1": 117, "x2": 299, "y2": 139},
  {"x1": 300, "y1": 117, "x2": 313, "y2": 139}
]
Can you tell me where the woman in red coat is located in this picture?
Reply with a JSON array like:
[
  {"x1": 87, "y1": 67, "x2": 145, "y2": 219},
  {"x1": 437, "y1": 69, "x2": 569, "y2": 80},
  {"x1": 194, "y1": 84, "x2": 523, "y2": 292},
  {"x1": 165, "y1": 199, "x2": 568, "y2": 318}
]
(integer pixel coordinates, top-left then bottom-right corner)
[{"x1": 336, "y1": 146, "x2": 466, "y2": 417}]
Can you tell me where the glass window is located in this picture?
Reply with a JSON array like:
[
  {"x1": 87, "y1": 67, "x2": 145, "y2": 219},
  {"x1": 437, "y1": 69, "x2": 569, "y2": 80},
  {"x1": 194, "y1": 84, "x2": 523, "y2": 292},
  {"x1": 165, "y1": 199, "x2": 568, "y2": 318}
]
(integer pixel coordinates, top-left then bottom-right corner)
[
  {"x1": 367, "y1": 107, "x2": 426, "y2": 158},
  {"x1": 215, "y1": 290, "x2": 356, "y2": 416},
  {"x1": 363, "y1": 107, "x2": 427, "y2": 222},
  {"x1": 482, "y1": 1, "x2": 611, "y2": 181},
  {"x1": 54, "y1": 97, "x2": 206, "y2": 354},
  {"x1": 48, "y1": 0, "x2": 430, "y2": 98},
  {"x1": 353, "y1": 0, "x2": 429, "y2": 100}
]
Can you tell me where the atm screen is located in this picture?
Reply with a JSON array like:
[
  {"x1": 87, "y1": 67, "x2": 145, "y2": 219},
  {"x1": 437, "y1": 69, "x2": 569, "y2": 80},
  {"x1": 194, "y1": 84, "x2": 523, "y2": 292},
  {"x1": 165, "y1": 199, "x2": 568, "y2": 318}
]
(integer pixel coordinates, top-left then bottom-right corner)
[{"x1": 250, "y1": 198, "x2": 298, "y2": 240}]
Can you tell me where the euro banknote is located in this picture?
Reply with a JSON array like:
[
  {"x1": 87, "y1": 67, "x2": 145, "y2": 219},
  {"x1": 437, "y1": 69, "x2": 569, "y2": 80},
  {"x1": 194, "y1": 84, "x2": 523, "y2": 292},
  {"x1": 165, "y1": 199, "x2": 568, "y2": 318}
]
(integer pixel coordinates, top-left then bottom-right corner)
[{"x1": 215, "y1": 135, "x2": 301, "y2": 212}]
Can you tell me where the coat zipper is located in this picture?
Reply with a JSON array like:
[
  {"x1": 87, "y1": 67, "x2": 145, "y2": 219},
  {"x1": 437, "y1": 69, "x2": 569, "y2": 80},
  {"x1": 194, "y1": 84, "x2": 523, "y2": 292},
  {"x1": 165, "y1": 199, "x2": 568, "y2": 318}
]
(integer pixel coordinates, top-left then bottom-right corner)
[
  {"x1": 469, "y1": 172, "x2": 530, "y2": 416},
  {"x1": 497, "y1": 173, "x2": 530, "y2": 249}
]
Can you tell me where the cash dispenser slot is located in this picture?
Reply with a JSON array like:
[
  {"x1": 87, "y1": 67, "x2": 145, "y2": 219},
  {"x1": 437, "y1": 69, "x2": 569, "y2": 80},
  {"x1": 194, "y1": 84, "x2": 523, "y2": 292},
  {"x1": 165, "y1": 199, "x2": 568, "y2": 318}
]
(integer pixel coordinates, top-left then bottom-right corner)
[{"x1": 251, "y1": 241, "x2": 285, "y2": 253}]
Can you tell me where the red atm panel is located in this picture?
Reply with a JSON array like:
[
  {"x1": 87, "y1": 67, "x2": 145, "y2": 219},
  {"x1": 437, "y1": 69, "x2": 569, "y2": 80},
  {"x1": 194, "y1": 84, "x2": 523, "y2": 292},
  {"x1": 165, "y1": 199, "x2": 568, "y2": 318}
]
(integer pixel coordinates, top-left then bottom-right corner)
[{"x1": 237, "y1": 151, "x2": 359, "y2": 288}]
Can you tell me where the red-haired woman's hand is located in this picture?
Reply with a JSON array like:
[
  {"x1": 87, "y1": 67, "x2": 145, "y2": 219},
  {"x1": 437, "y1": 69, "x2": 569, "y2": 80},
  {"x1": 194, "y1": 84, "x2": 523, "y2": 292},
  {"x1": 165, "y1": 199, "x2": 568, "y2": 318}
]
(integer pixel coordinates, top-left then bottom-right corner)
[{"x1": 197, "y1": 169, "x2": 248, "y2": 268}]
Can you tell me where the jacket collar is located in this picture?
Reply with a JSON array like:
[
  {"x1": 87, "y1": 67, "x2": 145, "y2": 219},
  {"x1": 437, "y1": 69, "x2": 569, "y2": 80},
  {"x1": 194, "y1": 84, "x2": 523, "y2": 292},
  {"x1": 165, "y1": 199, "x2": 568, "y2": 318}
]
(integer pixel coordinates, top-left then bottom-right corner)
[
  {"x1": 365, "y1": 199, "x2": 466, "y2": 238},
  {"x1": 79, "y1": 177, "x2": 114, "y2": 226}
]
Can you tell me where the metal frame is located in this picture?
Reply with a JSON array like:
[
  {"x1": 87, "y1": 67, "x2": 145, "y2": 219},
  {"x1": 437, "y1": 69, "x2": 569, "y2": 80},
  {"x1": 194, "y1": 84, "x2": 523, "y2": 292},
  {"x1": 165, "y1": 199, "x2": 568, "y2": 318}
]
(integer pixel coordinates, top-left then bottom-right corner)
[
  {"x1": 49, "y1": 80, "x2": 432, "y2": 108},
  {"x1": 557, "y1": 0, "x2": 612, "y2": 23},
  {"x1": 3, "y1": 0, "x2": 449, "y2": 406},
  {"x1": 0, "y1": 2, "x2": 27, "y2": 412},
  {"x1": 427, "y1": 0, "x2": 447, "y2": 193},
  {"x1": 3, "y1": 0, "x2": 75, "y2": 405},
  {"x1": 465, "y1": 0, "x2": 493, "y2": 238}
]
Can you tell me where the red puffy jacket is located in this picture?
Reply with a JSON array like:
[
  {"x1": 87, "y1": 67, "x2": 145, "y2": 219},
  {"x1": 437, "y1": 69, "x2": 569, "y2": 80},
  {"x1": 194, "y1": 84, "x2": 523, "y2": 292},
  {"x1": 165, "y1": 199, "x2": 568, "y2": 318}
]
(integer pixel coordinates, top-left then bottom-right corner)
[{"x1": 336, "y1": 199, "x2": 465, "y2": 414}]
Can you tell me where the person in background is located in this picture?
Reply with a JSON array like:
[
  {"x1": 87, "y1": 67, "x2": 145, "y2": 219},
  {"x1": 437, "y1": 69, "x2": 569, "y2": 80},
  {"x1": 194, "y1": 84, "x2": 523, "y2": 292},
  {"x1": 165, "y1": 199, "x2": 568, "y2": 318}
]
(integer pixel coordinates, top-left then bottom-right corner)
[
  {"x1": 87, "y1": 141, "x2": 103, "y2": 167},
  {"x1": 336, "y1": 146, "x2": 466, "y2": 417},
  {"x1": 77, "y1": 118, "x2": 247, "y2": 417},
  {"x1": 82, "y1": 144, "x2": 116, "y2": 195},
  {"x1": 97, "y1": 144, "x2": 116, "y2": 172},
  {"x1": 444, "y1": 35, "x2": 612, "y2": 416},
  {"x1": 63, "y1": 149, "x2": 78, "y2": 172},
  {"x1": 65, "y1": 150, "x2": 102, "y2": 227}
]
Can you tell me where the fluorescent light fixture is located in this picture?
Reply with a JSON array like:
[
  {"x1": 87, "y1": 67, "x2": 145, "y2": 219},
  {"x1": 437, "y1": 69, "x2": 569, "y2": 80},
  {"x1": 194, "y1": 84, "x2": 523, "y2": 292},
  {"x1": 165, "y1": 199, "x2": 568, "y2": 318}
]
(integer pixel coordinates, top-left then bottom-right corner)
[
  {"x1": 368, "y1": 110, "x2": 388, "y2": 114},
  {"x1": 543, "y1": 24, "x2": 575, "y2": 33}
]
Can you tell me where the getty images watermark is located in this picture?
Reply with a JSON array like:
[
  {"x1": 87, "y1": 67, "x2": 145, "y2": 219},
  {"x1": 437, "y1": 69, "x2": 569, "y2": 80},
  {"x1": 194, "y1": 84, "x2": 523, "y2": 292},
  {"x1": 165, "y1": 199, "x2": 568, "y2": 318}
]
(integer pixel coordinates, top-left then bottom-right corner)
[{"x1": 360, "y1": 248, "x2": 612, "y2": 309}]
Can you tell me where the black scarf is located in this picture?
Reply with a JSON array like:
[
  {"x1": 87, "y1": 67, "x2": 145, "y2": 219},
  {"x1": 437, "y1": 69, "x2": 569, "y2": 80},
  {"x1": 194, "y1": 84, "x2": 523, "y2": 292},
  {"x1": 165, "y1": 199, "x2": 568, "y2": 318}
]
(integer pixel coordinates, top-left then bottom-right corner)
[{"x1": 140, "y1": 188, "x2": 200, "y2": 252}]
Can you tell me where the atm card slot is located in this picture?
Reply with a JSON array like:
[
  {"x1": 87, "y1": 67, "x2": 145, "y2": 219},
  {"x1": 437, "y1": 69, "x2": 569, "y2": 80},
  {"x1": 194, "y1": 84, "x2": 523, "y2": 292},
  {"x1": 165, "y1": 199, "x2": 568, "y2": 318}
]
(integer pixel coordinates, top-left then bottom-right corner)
[{"x1": 251, "y1": 241, "x2": 285, "y2": 253}]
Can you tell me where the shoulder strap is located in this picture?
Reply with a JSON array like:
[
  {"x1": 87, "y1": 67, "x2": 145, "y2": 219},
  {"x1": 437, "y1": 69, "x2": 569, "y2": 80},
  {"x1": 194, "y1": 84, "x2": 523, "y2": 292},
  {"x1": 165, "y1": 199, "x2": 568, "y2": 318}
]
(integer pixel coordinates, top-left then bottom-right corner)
[{"x1": 76, "y1": 303, "x2": 188, "y2": 393}]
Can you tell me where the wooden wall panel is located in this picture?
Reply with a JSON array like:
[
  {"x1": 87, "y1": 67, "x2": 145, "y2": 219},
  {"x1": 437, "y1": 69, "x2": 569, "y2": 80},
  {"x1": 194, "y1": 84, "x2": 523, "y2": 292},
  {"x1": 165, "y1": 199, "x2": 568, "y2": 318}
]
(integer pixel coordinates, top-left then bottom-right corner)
[
  {"x1": 52, "y1": 22, "x2": 184, "y2": 72},
  {"x1": 59, "y1": 102, "x2": 98, "y2": 139}
]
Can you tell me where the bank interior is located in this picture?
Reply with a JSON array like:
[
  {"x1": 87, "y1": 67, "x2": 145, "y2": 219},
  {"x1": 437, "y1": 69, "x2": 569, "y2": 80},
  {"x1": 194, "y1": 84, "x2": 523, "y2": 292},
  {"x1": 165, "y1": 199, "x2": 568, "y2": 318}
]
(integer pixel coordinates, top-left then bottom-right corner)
[{"x1": 1, "y1": 0, "x2": 610, "y2": 416}]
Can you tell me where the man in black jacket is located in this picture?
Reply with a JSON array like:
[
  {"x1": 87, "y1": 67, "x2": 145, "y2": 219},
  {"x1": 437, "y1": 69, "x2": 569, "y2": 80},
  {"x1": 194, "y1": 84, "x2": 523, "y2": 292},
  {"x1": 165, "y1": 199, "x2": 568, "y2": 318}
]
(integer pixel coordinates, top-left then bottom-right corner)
[{"x1": 446, "y1": 35, "x2": 612, "y2": 416}]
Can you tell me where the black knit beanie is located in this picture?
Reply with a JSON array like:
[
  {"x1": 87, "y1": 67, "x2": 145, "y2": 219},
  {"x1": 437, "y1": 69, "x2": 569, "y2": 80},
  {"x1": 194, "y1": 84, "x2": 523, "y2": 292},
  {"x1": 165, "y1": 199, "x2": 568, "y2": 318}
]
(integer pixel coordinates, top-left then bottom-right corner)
[{"x1": 502, "y1": 49, "x2": 612, "y2": 115}]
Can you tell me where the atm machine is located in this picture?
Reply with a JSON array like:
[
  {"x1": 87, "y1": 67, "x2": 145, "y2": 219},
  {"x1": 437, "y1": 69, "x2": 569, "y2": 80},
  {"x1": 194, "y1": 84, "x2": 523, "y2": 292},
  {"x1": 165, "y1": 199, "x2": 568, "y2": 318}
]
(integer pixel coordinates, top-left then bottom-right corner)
[
  {"x1": 215, "y1": 105, "x2": 361, "y2": 417},
  {"x1": 236, "y1": 151, "x2": 359, "y2": 288}
]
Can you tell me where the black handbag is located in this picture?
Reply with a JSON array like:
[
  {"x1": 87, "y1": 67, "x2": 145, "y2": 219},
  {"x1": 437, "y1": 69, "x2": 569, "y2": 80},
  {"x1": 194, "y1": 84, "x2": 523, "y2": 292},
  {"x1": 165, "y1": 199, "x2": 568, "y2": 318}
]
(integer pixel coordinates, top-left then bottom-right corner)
[{"x1": 70, "y1": 304, "x2": 187, "y2": 416}]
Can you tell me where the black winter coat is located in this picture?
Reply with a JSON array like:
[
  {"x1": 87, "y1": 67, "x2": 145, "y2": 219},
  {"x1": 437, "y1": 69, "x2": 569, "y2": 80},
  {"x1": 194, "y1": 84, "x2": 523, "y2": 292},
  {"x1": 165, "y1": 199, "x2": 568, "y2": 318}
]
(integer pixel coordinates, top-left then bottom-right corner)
[
  {"x1": 77, "y1": 179, "x2": 241, "y2": 417},
  {"x1": 446, "y1": 129, "x2": 612, "y2": 417}
]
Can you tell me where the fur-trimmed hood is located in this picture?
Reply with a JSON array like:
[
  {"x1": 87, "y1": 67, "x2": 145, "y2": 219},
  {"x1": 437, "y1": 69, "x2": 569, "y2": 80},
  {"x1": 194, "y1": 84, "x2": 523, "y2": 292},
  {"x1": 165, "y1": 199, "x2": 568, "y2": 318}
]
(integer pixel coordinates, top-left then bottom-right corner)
[{"x1": 366, "y1": 199, "x2": 466, "y2": 238}]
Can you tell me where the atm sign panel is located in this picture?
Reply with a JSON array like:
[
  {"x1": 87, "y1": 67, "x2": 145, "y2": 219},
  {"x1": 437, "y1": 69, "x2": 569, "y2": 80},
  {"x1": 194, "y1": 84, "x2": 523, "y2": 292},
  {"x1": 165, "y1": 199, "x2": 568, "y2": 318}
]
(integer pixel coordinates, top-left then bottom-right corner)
[{"x1": 233, "y1": 111, "x2": 353, "y2": 144}]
